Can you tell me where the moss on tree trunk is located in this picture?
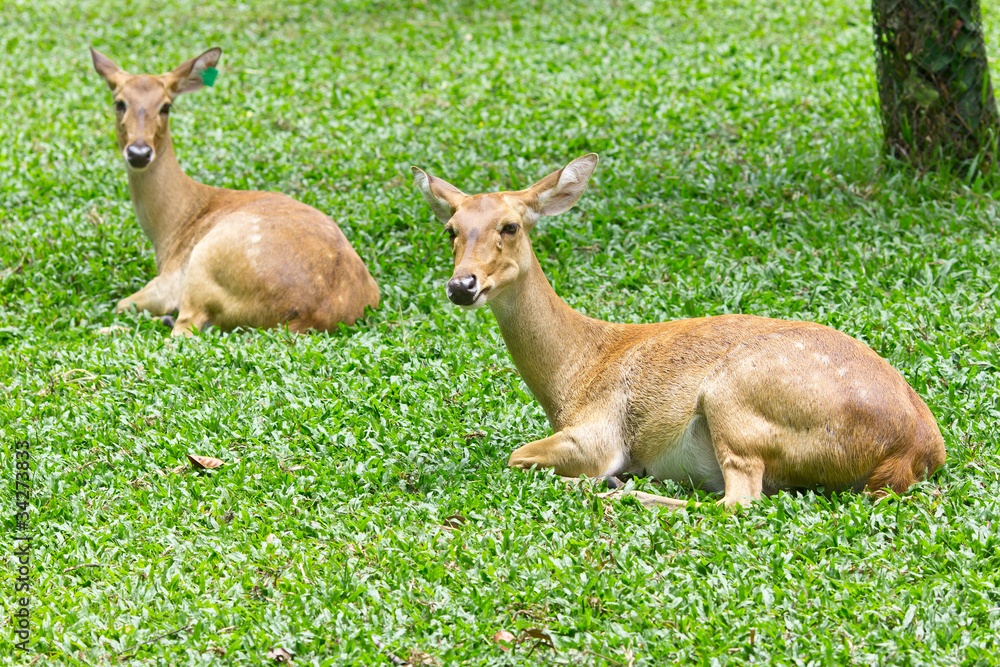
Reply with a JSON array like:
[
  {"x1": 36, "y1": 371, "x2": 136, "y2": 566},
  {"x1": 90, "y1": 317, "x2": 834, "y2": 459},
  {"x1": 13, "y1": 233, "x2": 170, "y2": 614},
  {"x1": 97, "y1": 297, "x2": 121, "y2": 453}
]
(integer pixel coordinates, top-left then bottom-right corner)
[{"x1": 872, "y1": 0, "x2": 999, "y2": 175}]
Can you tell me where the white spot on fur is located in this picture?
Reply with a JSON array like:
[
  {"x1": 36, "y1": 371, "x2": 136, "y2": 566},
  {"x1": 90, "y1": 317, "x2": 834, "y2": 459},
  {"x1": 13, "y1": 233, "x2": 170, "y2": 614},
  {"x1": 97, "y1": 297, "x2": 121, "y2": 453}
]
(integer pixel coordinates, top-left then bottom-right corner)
[
  {"x1": 241, "y1": 218, "x2": 264, "y2": 264},
  {"x1": 794, "y1": 341, "x2": 806, "y2": 350}
]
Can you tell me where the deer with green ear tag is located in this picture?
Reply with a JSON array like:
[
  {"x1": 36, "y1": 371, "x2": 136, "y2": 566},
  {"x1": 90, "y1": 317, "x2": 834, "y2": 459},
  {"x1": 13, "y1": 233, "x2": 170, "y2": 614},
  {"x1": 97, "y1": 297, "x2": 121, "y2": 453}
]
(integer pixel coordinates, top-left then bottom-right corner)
[
  {"x1": 91, "y1": 47, "x2": 379, "y2": 335},
  {"x1": 411, "y1": 154, "x2": 945, "y2": 509}
]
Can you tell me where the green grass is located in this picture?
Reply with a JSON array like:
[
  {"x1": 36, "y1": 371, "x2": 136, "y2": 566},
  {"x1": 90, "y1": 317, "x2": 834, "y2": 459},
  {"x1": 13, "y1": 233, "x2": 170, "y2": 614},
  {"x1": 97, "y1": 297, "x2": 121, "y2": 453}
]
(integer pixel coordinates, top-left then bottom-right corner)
[{"x1": 2, "y1": 0, "x2": 1000, "y2": 664}]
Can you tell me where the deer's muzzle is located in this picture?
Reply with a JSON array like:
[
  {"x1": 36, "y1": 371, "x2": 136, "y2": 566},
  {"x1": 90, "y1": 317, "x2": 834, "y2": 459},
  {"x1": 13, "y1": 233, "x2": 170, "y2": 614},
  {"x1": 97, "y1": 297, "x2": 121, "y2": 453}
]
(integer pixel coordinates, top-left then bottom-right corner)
[
  {"x1": 125, "y1": 143, "x2": 153, "y2": 169},
  {"x1": 447, "y1": 274, "x2": 480, "y2": 306}
]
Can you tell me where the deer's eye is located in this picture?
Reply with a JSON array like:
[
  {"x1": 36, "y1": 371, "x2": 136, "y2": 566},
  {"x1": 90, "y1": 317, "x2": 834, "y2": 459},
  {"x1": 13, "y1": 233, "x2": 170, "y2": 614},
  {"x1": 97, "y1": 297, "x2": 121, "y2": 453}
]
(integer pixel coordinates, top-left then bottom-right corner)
[
  {"x1": 114, "y1": 100, "x2": 126, "y2": 113},
  {"x1": 160, "y1": 103, "x2": 171, "y2": 115},
  {"x1": 446, "y1": 228, "x2": 457, "y2": 242},
  {"x1": 500, "y1": 223, "x2": 519, "y2": 236}
]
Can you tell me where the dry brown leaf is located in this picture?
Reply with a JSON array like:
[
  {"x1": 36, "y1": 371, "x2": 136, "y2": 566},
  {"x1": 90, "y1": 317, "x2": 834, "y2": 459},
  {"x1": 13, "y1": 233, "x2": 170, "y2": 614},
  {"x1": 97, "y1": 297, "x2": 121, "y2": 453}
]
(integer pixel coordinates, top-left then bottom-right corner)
[
  {"x1": 187, "y1": 454, "x2": 224, "y2": 469},
  {"x1": 265, "y1": 646, "x2": 294, "y2": 663},
  {"x1": 492, "y1": 630, "x2": 516, "y2": 651},
  {"x1": 209, "y1": 645, "x2": 226, "y2": 657},
  {"x1": 520, "y1": 628, "x2": 555, "y2": 649},
  {"x1": 442, "y1": 514, "x2": 467, "y2": 529}
]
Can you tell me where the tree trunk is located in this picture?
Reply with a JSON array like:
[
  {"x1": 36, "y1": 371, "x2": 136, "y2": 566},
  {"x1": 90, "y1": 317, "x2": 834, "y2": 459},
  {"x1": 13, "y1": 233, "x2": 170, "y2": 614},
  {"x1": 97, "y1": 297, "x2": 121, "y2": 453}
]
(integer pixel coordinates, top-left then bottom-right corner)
[{"x1": 872, "y1": 0, "x2": 999, "y2": 176}]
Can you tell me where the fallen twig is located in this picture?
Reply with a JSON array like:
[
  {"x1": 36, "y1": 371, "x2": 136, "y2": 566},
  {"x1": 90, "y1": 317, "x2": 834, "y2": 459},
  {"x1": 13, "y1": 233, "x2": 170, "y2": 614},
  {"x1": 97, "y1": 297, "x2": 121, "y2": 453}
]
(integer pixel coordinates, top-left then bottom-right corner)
[
  {"x1": 70, "y1": 459, "x2": 103, "y2": 472},
  {"x1": 61, "y1": 563, "x2": 112, "y2": 574},
  {"x1": 116, "y1": 623, "x2": 193, "y2": 655},
  {"x1": 372, "y1": 637, "x2": 408, "y2": 666},
  {"x1": 0, "y1": 251, "x2": 27, "y2": 283}
]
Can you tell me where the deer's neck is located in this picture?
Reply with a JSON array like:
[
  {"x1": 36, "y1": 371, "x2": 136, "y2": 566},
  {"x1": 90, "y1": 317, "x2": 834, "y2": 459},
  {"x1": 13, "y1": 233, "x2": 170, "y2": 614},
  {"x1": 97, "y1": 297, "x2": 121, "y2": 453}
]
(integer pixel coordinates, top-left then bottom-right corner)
[
  {"x1": 125, "y1": 132, "x2": 212, "y2": 272},
  {"x1": 488, "y1": 252, "x2": 616, "y2": 428}
]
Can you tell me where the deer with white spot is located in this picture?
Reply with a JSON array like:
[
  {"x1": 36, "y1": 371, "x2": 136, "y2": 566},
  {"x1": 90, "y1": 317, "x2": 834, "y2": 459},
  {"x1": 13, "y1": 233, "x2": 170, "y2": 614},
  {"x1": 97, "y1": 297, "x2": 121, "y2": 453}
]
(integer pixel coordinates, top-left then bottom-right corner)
[
  {"x1": 91, "y1": 47, "x2": 379, "y2": 335},
  {"x1": 412, "y1": 154, "x2": 945, "y2": 508}
]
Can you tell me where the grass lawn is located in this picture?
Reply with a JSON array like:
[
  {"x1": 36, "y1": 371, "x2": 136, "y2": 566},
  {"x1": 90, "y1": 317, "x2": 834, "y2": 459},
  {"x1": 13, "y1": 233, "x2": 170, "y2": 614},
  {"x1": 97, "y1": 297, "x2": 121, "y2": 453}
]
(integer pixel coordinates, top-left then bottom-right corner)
[{"x1": 2, "y1": 0, "x2": 1000, "y2": 664}]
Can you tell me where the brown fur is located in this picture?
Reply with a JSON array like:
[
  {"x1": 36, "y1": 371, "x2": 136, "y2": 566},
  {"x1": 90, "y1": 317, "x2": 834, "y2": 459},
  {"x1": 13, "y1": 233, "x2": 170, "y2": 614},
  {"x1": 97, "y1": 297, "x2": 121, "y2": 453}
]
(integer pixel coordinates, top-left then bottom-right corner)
[
  {"x1": 91, "y1": 47, "x2": 378, "y2": 335},
  {"x1": 412, "y1": 154, "x2": 945, "y2": 508}
]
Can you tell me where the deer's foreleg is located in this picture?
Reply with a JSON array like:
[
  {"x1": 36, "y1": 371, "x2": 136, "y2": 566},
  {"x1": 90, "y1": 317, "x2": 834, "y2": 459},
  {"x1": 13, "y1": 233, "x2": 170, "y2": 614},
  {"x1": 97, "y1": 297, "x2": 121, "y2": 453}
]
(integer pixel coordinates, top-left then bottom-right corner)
[
  {"x1": 116, "y1": 274, "x2": 180, "y2": 316},
  {"x1": 508, "y1": 425, "x2": 622, "y2": 479}
]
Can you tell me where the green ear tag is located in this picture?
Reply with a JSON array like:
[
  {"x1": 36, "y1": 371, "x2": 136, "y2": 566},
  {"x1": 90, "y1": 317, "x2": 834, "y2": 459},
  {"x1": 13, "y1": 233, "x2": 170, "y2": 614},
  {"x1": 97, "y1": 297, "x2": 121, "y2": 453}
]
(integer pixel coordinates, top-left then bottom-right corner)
[{"x1": 201, "y1": 67, "x2": 219, "y2": 87}]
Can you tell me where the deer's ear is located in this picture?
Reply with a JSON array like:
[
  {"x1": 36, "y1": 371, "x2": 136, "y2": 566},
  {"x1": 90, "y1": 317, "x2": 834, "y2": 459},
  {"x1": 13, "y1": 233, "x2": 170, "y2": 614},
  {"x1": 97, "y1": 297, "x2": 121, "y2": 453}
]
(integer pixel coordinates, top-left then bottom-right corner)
[
  {"x1": 411, "y1": 166, "x2": 468, "y2": 223},
  {"x1": 91, "y1": 47, "x2": 129, "y2": 91},
  {"x1": 164, "y1": 48, "x2": 222, "y2": 95},
  {"x1": 527, "y1": 153, "x2": 599, "y2": 217}
]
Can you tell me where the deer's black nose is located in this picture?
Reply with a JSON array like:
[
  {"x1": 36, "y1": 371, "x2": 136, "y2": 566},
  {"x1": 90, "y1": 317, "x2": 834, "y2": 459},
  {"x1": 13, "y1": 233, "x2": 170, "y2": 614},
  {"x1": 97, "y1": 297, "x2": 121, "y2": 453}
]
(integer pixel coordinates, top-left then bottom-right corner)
[
  {"x1": 125, "y1": 143, "x2": 153, "y2": 168},
  {"x1": 447, "y1": 275, "x2": 478, "y2": 306}
]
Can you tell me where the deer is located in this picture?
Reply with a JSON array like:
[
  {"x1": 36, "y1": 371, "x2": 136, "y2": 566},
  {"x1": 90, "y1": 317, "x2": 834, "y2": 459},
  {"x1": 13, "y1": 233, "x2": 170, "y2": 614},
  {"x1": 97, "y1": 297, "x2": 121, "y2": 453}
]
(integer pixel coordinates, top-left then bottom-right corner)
[
  {"x1": 90, "y1": 47, "x2": 379, "y2": 335},
  {"x1": 411, "y1": 154, "x2": 946, "y2": 510}
]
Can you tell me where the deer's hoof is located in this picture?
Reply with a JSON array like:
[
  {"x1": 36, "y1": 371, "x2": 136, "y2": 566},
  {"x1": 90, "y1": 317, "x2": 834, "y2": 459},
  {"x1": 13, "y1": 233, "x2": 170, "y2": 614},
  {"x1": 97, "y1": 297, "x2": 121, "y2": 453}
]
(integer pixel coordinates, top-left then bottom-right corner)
[{"x1": 604, "y1": 475, "x2": 624, "y2": 490}]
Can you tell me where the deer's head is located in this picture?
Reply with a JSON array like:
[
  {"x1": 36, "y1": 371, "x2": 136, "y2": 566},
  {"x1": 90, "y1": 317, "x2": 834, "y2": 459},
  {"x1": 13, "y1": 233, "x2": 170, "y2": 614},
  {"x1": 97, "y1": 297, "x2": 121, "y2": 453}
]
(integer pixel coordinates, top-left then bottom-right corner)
[
  {"x1": 91, "y1": 47, "x2": 221, "y2": 171},
  {"x1": 412, "y1": 154, "x2": 599, "y2": 309}
]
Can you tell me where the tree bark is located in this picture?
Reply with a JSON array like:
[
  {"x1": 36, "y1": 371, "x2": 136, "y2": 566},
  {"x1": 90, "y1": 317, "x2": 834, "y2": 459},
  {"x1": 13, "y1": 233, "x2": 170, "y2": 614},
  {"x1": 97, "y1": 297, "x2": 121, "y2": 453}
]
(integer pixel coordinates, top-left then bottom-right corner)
[{"x1": 872, "y1": 0, "x2": 999, "y2": 175}]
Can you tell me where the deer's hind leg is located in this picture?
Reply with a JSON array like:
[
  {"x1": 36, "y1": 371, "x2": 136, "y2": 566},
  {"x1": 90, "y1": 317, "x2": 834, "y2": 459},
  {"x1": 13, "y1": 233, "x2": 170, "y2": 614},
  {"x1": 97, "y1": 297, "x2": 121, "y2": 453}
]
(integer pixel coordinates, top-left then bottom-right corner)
[
  {"x1": 715, "y1": 452, "x2": 766, "y2": 509},
  {"x1": 698, "y1": 405, "x2": 770, "y2": 509},
  {"x1": 169, "y1": 273, "x2": 223, "y2": 337},
  {"x1": 168, "y1": 246, "x2": 259, "y2": 336}
]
